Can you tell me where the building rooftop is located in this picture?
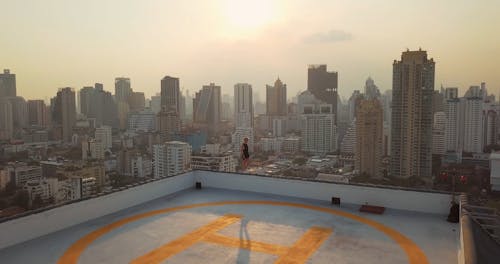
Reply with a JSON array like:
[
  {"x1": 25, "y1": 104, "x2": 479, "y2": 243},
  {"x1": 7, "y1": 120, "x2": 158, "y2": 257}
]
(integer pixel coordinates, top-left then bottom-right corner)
[{"x1": 0, "y1": 170, "x2": 491, "y2": 263}]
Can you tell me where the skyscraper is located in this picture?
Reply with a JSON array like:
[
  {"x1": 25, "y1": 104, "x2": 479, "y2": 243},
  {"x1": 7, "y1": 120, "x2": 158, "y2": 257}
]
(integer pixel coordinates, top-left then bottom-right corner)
[
  {"x1": 307, "y1": 65, "x2": 338, "y2": 123},
  {"x1": 161, "y1": 76, "x2": 180, "y2": 113},
  {"x1": 157, "y1": 110, "x2": 181, "y2": 142},
  {"x1": 79, "y1": 84, "x2": 118, "y2": 127},
  {"x1": 432, "y1": 112, "x2": 446, "y2": 155},
  {"x1": 117, "y1": 101, "x2": 130, "y2": 130},
  {"x1": 193, "y1": 83, "x2": 221, "y2": 135},
  {"x1": 179, "y1": 93, "x2": 186, "y2": 121},
  {"x1": 115, "y1": 78, "x2": 132, "y2": 130},
  {"x1": 79, "y1": 86, "x2": 94, "y2": 116},
  {"x1": 0, "y1": 69, "x2": 16, "y2": 97},
  {"x1": 444, "y1": 88, "x2": 460, "y2": 152},
  {"x1": 128, "y1": 92, "x2": 145, "y2": 112},
  {"x1": 0, "y1": 98, "x2": 13, "y2": 140},
  {"x1": 233, "y1": 83, "x2": 254, "y2": 154},
  {"x1": 184, "y1": 90, "x2": 193, "y2": 122},
  {"x1": 298, "y1": 90, "x2": 337, "y2": 154},
  {"x1": 52, "y1": 88, "x2": 76, "y2": 142},
  {"x1": 266, "y1": 78, "x2": 287, "y2": 116},
  {"x1": 381, "y1": 90, "x2": 392, "y2": 156},
  {"x1": 462, "y1": 86, "x2": 483, "y2": 153},
  {"x1": 391, "y1": 49, "x2": 435, "y2": 179},
  {"x1": 482, "y1": 85, "x2": 497, "y2": 148},
  {"x1": 347, "y1": 90, "x2": 363, "y2": 123},
  {"x1": 355, "y1": 99, "x2": 383, "y2": 178},
  {"x1": 150, "y1": 94, "x2": 161, "y2": 114},
  {"x1": 6, "y1": 97, "x2": 28, "y2": 131},
  {"x1": 432, "y1": 90, "x2": 445, "y2": 114},
  {"x1": 234, "y1": 83, "x2": 253, "y2": 128},
  {"x1": 364, "y1": 77, "x2": 381, "y2": 99},
  {"x1": 27, "y1": 100, "x2": 48, "y2": 127},
  {"x1": 115, "y1": 77, "x2": 132, "y2": 103},
  {"x1": 340, "y1": 119, "x2": 356, "y2": 155}
]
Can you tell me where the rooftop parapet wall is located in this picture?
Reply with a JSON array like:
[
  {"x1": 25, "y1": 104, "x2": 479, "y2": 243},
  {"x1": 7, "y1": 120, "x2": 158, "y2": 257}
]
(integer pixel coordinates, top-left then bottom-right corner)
[
  {"x1": 0, "y1": 172, "x2": 194, "y2": 250},
  {"x1": 195, "y1": 170, "x2": 453, "y2": 215},
  {"x1": 0, "y1": 170, "x2": 454, "y2": 250}
]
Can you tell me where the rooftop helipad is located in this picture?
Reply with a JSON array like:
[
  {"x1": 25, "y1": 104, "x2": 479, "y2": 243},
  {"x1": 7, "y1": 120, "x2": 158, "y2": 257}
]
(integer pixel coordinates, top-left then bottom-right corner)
[{"x1": 0, "y1": 186, "x2": 459, "y2": 264}]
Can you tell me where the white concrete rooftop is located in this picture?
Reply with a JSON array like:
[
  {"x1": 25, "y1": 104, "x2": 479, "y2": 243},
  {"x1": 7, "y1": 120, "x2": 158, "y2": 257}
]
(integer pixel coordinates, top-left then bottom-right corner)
[{"x1": 0, "y1": 185, "x2": 459, "y2": 264}]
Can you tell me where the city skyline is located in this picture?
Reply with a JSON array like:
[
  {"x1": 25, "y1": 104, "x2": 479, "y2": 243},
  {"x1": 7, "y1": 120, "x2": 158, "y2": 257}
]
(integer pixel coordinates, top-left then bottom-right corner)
[
  {"x1": 1, "y1": 0, "x2": 500, "y2": 100},
  {"x1": 2, "y1": 1, "x2": 500, "y2": 261}
]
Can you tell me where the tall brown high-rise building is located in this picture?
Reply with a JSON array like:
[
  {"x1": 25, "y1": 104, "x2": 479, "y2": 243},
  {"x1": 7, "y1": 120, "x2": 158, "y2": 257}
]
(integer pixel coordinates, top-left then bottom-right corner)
[
  {"x1": 115, "y1": 77, "x2": 132, "y2": 103},
  {"x1": 52, "y1": 88, "x2": 76, "y2": 142},
  {"x1": 128, "y1": 92, "x2": 145, "y2": 112},
  {"x1": 79, "y1": 86, "x2": 95, "y2": 117},
  {"x1": 266, "y1": 78, "x2": 287, "y2": 116},
  {"x1": 355, "y1": 99, "x2": 383, "y2": 178},
  {"x1": 27, "y1": 100, "x2": 48, "y2": 127},
  {"x1": 391, "y1": 49, "x2": 435, "y2": 179},
  {"x1": 0, "y1": 69, "x2": 16, "y2": 98},
  {"x1": 307, "y1": 65, "x2": 338, "y2": 123},
  {"x1": 157, "y1": 110, "x2": 181, "y2": 142},
  {"x1": 161, "y1": 76, "x2": 180, "y2": 113},
  {"x1": 193, "y1": 83, "x2": 221, "y2": 136}
]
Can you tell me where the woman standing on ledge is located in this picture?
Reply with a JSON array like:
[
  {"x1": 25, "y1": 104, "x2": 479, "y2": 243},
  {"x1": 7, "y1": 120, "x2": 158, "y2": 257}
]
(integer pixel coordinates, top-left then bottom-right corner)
[{"x1": 240, "y1": 137, "x2": 250, "y2": 171}]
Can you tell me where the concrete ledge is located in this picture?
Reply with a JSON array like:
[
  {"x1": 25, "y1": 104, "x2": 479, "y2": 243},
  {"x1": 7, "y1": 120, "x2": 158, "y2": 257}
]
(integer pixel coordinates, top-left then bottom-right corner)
[
  {"x1": 0, "y1": 172, "x2": 194, "y2": 249},
  {"x1": 460, "y1": 195, "x2": 500, "y2": 264},
  {"x1": 0, "y1": 170, "x2": 456, "y2": 250},
  {"x1": 195, "y1": 170, "x2": 453, "y2": 214}
]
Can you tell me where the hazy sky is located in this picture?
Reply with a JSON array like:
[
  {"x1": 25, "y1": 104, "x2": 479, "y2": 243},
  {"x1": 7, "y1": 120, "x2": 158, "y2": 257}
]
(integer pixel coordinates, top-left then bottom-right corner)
[{"x1": 1, "y1": 0, "x2": 499, "y2": 102}]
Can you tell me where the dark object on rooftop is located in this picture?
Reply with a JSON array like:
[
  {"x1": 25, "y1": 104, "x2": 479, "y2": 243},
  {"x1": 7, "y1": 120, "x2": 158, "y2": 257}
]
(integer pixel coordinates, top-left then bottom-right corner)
[
  {"x1": 359, "y1": 204, "x2": 385, "y2": 214},
  {"x1": 447, "y1": 202, "x2": 459, "y2": 223},
  {"x1": 195, "y1": 182, "x2": 202, "y2": 190},
  {"x1": 331, "y1": 197, "x2": 341, "y2": 205}
]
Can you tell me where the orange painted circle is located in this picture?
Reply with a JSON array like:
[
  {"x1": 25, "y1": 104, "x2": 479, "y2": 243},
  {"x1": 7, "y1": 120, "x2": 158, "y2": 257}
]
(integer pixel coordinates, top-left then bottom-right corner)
[{"x1": 57, "y1": 200, "x2": 428, "y2": 264}]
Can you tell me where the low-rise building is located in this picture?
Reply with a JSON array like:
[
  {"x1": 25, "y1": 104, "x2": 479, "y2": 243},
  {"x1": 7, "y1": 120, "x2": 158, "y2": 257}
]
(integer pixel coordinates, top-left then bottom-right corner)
[
  {"x1": 191, "y1": 154, "x2": 236, "y2": 172},
  {"x1": 57, "y1": 177, "x2": 82, "y2": 202},
  {"x1": 57, "y1": 162, "x2": 105, "y2": 191},
  {"x1": 153, "y1": 141, "x2": 191, "y2": 178},
  {"x1": 259, "y1": 137, "x2": 283, "y2": 153},
  {"x1": 23, "y1": 178, "x2": 58, "y2": 205},
  {"x1": 131, "y1": 154, "x2": 152, "y2": 178},
  {"x1": 282, "y1": 137, "x2": 300, "y2": 153},
  {"x1": 5, "y1": 163, "x2": 42, "y2": 187},
  {"x1": 201, "y1": 144, "x2": 222, "y2": 155}
]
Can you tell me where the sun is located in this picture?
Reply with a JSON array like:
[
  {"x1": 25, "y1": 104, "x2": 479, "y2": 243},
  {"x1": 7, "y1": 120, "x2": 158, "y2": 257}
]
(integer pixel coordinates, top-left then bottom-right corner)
[{"x1": 223, "y1": 0, "x2": 277, "y2": 33}]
